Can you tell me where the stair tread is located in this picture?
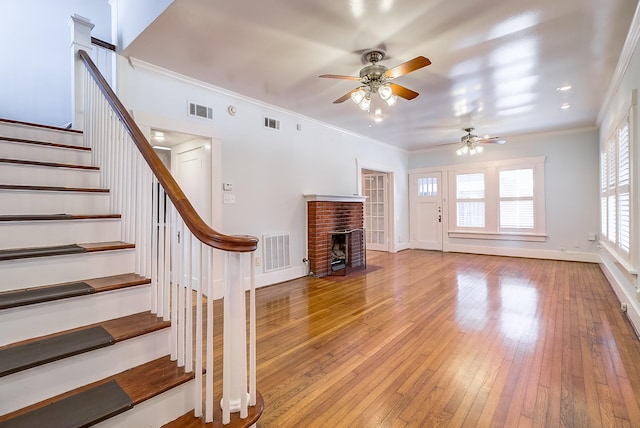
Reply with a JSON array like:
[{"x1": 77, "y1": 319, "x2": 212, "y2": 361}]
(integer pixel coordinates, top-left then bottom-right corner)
[
  {"x1": 0, "y1": 244, "x2": 86, "y2": 261},
  {"x1": 0, "y1": 379, "x2": 132, "y2": 428},
  {"x1": 0, "y1": 273, "x2": 149, "y2": 310},
  {"x1": 0, "y1": 326, "x2": 115, "y2": 377},
  {"x1": 0, "y1": 312, "x2": 169, "y2": 377},
  {"x1": 0, "y1": 281, "x2": 94, "y2": 310},
  {"x1": 0, "y1": 214, "x2": 121, "y2": 221},
  {"x1": 0, "y1": 242, "x2": 134, "y2": 262},
  {"x1": 0, "y1": 356, "x2": 193, "y2": 424},
  {"x1": 0, "y1": 118, "x2": 83, "y2": 134},
  {"x1": 0, "y1": 136, "x2": 89, "y2": 151},
  {"x1": 0, "y1": 157, "x2": 99, "y2": 170},
  {"x1": 0, "y1": 184, "x2": 108, "y2": 192}
]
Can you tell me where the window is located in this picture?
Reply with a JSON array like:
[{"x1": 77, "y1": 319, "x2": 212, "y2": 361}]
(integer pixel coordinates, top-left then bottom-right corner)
[
  {"x1": 499, "y1": 168, "x2": 534, "y2": 229},
  {"x1": 449, "y1": 157, "x2": 545, "y2": 241},
  {"x1": 456, "y1": 173, "x2": 485, "y2": 228},
  {"x1": 418, "y1": 176, "x2": 438, "y2": 197},
  {"x1": 601, "y1": 119, "x2": 631, "y2": 258}
]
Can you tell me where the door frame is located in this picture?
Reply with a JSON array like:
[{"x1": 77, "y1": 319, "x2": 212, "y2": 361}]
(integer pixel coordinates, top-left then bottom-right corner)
[{"x1": 356, "y1": 159, "x2": 396, "y2": 253}]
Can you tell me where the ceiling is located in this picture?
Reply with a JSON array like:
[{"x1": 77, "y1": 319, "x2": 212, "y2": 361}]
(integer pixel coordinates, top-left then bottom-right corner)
[{"x1": 123, "y1": 0, "x2": 638, "y2": 151}]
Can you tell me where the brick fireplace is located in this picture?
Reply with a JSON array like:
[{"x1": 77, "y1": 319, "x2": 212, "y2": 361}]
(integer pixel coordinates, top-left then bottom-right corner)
[{"x1": 304, "y1": 195, "x2": 366, "y2": 277}]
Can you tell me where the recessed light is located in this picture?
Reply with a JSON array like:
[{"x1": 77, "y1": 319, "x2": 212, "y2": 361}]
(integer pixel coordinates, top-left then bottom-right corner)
[
  {"x1": 152, "y1": 145, "x2": 171, "y2": 151},
  {"x1": 560, "y1": 103, "x2": 571, "y2": 109},
  {"x1": 556, "y1": 85, "x2": 572, "y2": 92}
]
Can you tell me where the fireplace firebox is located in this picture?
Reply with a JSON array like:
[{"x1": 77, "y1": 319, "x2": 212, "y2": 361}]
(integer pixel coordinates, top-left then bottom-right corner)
[{"x1": 328, "y1": 228, "x2": 366, "y2": 276}]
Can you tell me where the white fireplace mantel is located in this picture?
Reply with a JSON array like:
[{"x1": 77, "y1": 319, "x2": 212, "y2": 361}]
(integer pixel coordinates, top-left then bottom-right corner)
[{"x1": 303, "y1": 194, "x2": 367, "y2": 202}]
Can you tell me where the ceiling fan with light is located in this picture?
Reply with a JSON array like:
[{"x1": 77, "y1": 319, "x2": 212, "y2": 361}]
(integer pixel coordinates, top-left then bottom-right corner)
[
  {"x1": 455, "y1": 128, "x2": 506, "y2": 156},
  {"x1": 319, "y1": 49, "x2": 431, "y2": 110}
]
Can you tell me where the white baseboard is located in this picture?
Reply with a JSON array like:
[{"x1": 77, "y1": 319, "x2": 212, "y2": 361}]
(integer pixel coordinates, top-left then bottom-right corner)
[
  {"x1": 599, "y1": 257, "x2": 640, "y2": 337},
  {"x1": 443, "y1": 243, "x2": 601, "y2": 263}
]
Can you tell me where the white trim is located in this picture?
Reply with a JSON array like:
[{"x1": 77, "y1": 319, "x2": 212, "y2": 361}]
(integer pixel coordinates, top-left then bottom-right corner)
[
  {"x1": 598, "y1": 2, "x2": 640, "y2": 125},
  {"x1": 599, "y1": 256, "x2": 640, "y2": 338},
  {"x1": 448, "y1": 231, "x2": 546, "y2": 242},
  {"x1": 303, "y1": 194, "x2": 367, "y2": 202},
  {"x1": 444, "y1": 242, "x2": 601, "y2": 263},
  {"x1": 600, "y1": 241, "x2": 638, "y2": 275},
  {"x1": 409, "y1": 156, "x2": 546, "y2": 174}
]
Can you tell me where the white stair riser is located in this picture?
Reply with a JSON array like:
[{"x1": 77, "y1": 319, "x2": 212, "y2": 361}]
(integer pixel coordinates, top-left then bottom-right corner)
[
  {"x1": 0, "y1": 123, "x2": 83, "y2": 146},
  {"x1": 0, "y1": 163, "x2": 100, "y2": 188},
  {"x1": 0, "y1": 284, "x2": 151, "y2": 346},
  {"x1": 1, "y1": 249, "x2": 136, "y2": 291},
  {"x1": 0, "y1": 330, "x2": 170, "y2": 415},
  {"x1": 0, "y1": 141, "x2": 92, "y2": 165},
  {"x1": 0, "y1": 219, "x2": 121, "y2": 250},
  {"x1": 95, "y1": 380, "x2": 195, "y2": 428},
  {"x1": 0, "y1": 190, "x2": 110, "y2": 215}
]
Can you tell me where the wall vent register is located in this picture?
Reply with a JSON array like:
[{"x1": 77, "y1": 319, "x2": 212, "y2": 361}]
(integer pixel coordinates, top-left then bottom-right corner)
[{"x1": 188, "y1": 102, "x2": 213, "y2": 119}]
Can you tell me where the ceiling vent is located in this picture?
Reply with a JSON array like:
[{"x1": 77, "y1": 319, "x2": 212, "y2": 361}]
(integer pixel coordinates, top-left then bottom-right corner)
[
  {"x1": 188, "y1": 102, "x2": 213, "y2": 120},
  {"x1": 264, "y1": 116, "x2": 280, "y2": 130}
]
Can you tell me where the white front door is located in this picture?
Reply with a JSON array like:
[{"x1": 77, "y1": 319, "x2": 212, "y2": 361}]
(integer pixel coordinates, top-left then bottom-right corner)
[
  {"x1": 363, "y1": 172, "x2": 389, "y2": 251},
  {"x1": 410, "y1": 171, "x2": 443, "y2": 251}
]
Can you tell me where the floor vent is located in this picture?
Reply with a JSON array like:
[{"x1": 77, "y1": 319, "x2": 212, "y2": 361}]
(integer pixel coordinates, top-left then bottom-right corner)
[
  {"x1": 263, "y1": 233, "x2": 290, "y2": 272},
  {"x1": 264, "y1": 116, "x2": 280, "y2": 130},
  {"x1": 188, "y1": 102, "x2": 213, "y2": 120}
]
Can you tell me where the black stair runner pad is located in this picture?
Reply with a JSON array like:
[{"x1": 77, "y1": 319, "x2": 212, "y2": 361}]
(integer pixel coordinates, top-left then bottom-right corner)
[
  {"x1": 0, "y1": 244, "x2": 86, "y2": 261},
  {"x1": 0, "y1": 326, "x2": 115, "y2": 377},
  {"x1": 0, "y1": 282, "x2": 94, "y2": 310},
  {"x1": 0, "y1": 214, "x2": 73, "y2": 221},
  {"x1": 0, "y1": 379, "x2": 133, "y2": 428}
]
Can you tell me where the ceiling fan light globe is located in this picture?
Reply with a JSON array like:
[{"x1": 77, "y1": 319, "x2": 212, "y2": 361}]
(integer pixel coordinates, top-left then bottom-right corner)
[
  {"x1": 476, "y1": 145, "x2": 484, "y2": 153},
  {"x1": 456, "y1": 148, "x2": 463, "y2": 156},
  {"x1": 385, "y1": 95, "x2": 397, "y2": 106},
  {"x1": 359, "y1": 97, "x2": 371, "y2": 111},
  {"x1": 351, "y1": 88, "x2": 366, "y2": 104},
  {"x1": 378, "y1": 84, "x2": 393, "y2": 100}
]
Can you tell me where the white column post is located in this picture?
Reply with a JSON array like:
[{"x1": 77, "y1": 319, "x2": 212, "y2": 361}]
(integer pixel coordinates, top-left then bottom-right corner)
[
  {"x1": 68, "y1": 14, "x2": 94, "y2": 131},
  {"x1": 222, "y1": 252, "x2": 248, "y2": 423}
]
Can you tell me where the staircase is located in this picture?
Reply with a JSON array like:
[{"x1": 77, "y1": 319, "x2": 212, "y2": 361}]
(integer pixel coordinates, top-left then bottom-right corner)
[{"x1": 0, "y1": 119, "x2": 197, "y2": 427}]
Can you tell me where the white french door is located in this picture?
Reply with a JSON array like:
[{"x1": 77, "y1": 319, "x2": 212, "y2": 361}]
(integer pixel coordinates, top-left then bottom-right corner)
[
  {"x1": 363, "y1": 172, "x2": 389, "y2": 251},
  {"x1": 410, "y1": 171, "x2": 443, "y2": 251}
]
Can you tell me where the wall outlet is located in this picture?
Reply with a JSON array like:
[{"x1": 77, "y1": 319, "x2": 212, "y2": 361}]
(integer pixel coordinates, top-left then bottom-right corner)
[
  {"x1": 255, "y1": 257, "x2": 261, "y2": 266},
  {"x1": 622, "y1": 303, "x2": 628, "y2": 312},
  {"x1": 574, "y1": 241, "x2": 580, "y2": 248},
  {"x1": 223, "y1": 194, "x2": 236, "y2": 204}
]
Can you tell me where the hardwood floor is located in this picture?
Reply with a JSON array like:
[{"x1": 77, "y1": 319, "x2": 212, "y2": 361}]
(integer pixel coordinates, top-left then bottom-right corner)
[{"x1": 214, "y1": 250, "x2": 640, "y2": 427}]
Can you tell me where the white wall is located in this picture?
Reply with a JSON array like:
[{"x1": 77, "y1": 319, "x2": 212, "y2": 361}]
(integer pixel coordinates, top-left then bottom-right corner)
[
  {"x1": 409, "y1": 127, "x2": 601, "y2": 261},
  {"x1": 0, "y1": 0, "x2": 111, "y2": 127},
  {"x1": 597, "y1": 10, "x2": 640, "y2": 334},
  {"x1": 118, "y1": 58, "x2": 409, "y2": 287}
]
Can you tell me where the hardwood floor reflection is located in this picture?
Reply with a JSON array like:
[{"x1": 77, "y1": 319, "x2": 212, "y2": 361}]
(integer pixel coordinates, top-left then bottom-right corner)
[{"x1": 226, "y1": 250, "x2": 640, "y2": 427}]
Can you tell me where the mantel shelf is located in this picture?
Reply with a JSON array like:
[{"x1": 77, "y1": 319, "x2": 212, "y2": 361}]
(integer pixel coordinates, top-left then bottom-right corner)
[{"x1": 303, "y1": 194, "x2": 367, "y2": 202}]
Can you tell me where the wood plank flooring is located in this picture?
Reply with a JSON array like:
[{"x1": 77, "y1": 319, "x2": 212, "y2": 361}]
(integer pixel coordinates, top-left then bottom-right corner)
[{"x1": 211, "y1": 250, "x2": 640, "y2": 427}]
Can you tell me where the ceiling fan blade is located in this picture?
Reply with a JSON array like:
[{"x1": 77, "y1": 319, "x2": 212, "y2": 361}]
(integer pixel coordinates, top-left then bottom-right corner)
[
  {"x1": 389, "y1": 83, "x2": 419, "y2": 100},
  {"x1": 384, "y1": 56, "x2": 431, "y2": 79},
  {"x1": 319, "y1": 74, "x2": 361, "y2": 81},
  {"x1": 479, "y1": 137, "x2": 506, "y2": 144},
  {"x1": 333, "y1": 89, "x2": 360, "y2": 104}
]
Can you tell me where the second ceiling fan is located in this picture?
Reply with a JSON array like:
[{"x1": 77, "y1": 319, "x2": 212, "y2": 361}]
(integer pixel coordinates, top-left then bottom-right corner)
[{"x1": 319, "y1": 49, "x2": 431, "y2": 109}]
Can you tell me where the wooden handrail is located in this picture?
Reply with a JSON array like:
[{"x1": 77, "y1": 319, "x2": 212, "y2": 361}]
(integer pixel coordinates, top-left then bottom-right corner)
[{"x1": 78, "y1": 50, "x2": 258, "y2": 252}]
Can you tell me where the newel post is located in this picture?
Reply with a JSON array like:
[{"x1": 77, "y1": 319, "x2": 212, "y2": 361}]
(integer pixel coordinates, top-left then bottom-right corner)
[
  {"x1": 68, "y1": 14, "x2": 94, "y2": 131},
  {"x1": 222, "y1": 252, "x2": 249, "y2": 423}
]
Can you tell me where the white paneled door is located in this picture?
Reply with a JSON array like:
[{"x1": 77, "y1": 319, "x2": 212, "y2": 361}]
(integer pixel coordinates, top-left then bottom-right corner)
[
  {"x1": 363, "y1": 172, "x2": 389, "y2": 251},
  {"x1": 410, "y1": 171, "x2": 443, "y2": 251}
]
